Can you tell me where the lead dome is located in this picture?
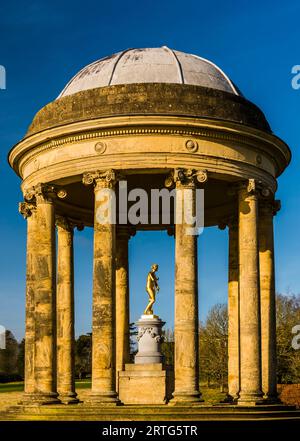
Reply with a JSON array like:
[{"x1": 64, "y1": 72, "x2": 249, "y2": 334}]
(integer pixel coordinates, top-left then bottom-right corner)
[{"x1": 58, "y1": 46, "x2": 240, "y2": 98}]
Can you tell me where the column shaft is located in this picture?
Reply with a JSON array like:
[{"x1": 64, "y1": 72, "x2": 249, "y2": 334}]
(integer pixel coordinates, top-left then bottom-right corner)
[
  {"x1": 171, "y1": 175, "x2": 201, "y2": 404},
  {"x1": 86, "y1": 171, "x2": 119, "y2": 404},
  {"x1": 259, "y1": 201, "x2": 278, "y2": 402},
  {"x1": 34, "y1": 193, "x2": 59, "y2": 404},
  {"x1": 20, "y1": 202, "x2": 37, "y2": 399},
  {"x1": 115, "y1": 229, "x2": 130, "y2": 388},
  {"x1": 56, "y1": 217, "x2": 78, "y2": 404},
  {"x1": 228, "y1": 218, "x2": 240, "y2": 401},
  {"x1": 238, "y1": 181, "x2": 263, "y2": 405}
]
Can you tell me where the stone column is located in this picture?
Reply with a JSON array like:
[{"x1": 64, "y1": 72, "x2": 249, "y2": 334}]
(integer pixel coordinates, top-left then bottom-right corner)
[
  {"x1": 56, "y1": 216, "x2": 79, "y2": 404},
  {"x1": 227, "y1": 216, "x2": 240, "y2": 402},
  {"x1": 259, "y1": 198, "x2": 280, "y2": 403},
  {"x1": 19, "y1": 201, "x2": 38, "y2": 401},
  {"x1": 238, "y1": 179, "x2": 263, "y2": 406},
  {"x1": 83, "y1": 170, "x2": 119, "y2": 405},
  {"x1": 168, "y1": 168, "x2": 207, "y2": 405},
  {"x1": 115, "y1": 227, "x2": 131, "y2": 389},
  {"x1": 23, "y1": 184, "x2": 62, "y2": 404}
]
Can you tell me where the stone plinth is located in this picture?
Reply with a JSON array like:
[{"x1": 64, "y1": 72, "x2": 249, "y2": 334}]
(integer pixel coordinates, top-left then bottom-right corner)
[
  {"x1": 118, "y1": 364, "x2": 174, "y2": 404},
  {"x1": 135, "y1": 315, "x2": 165, "y2": 364}
]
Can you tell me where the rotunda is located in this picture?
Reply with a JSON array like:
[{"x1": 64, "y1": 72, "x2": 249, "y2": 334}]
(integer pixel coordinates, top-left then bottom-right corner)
[{"x1": 9, "y1": 47, "x2": 291, "y2": 408}]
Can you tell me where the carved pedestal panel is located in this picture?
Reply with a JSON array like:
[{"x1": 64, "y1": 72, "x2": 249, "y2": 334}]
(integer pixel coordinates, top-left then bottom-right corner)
[{"x1": 135, "y1": 315, "x2": 165, "y2": 364}]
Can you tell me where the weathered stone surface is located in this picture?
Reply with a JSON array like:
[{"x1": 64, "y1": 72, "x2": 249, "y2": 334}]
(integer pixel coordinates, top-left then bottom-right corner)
[
  {"x1": 20, "y1": 187, "x2": 61, "y2": 405},
  {"x1": 170, "y1": 171, "x2": 202, "y2": 405},
  {"x1": 56, "y1": 217, "x2": 78, "y2": 404},
  {"x1": 21, "y1": 202, "x2": 37, "y2": 398},
  {"x1": 135, "y1": 316, "x2": 165, "y2": 364},
  {"x1": 115, "y1": 228, "x2": 130, "y2": 388},
  {"x1": 85, "y1": 172, "x2": 119, "y2": 404},
  {"x1": 259, "y1": 200, "x2": 278, "y2": 403},
  {"x1": 118, "y1": 364, "x2": 174, "y2": 404},
  {"x1": 33, "y1": 197, "x2": 60, "y2": 405},
  {"x1": 26, "y1": 83, "x2": 271, "y2": 137},
  {"x1": 228, "y1": 217, "x2": 240, "y2": 401},
  {"x1": 238, "y1": 182, "x2": 263, "y2": 406},
  {"x1": 2, "y1": 392, "x2": 299, "y2": 421}
]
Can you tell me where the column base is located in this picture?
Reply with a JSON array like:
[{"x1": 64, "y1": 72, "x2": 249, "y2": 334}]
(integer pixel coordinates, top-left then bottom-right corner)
[
  {"x1": 86, "y1": 391, "x2": 121, "y2": 406},
  {"x1": 263, "y1": 393, "x2": 281, "y2": 404},
  {"x1": 238, "y1": 391, "x2": 264, "y2": 406},
  {"x1": 168, "y1": 390, "x2": 203, "y2": 406},
  {"x1": 19, "y1": 392, "x2": 61, "y2": 406},
  {"x1": 221, "y1": 393, "x2": 238, "y2": 403},
  {"x1": 58, "y1": 392, "x2": 80, "y2": 404}
]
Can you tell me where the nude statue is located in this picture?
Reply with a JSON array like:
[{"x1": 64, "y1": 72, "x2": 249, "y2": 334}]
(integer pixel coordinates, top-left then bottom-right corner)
[{"x1": 144, "y1": 264, "x2": 159, "y2": 315}]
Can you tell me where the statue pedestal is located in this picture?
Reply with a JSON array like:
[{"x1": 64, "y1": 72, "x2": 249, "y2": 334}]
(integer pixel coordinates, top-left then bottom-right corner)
[
  {"x1": 118, "y1": 314, "x2": 174, "y2": 404},
  {"x1": 118, "y1": 363, "x2": 174, "y2": 405},
  {"x1": 135, "y1": 315, "x2": 165, "y2": 364}
]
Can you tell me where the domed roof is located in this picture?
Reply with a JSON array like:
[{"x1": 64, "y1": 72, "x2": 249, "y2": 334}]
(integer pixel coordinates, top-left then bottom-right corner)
[{"x1": 58, "y1": 47, "x2": 240, "y2": 98}]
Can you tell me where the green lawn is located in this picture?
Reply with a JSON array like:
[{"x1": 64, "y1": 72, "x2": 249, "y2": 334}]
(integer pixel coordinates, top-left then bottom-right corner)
[
  {"x1": 75, "y1": 379, "x2": 91, "y2": 389},
  {"x1": 0, "y1": 380, "x2": 92, "y2": 393},
  {"x1": 0, "y1": 381, "x2": 227, "y2": 404},
  {"x1": 0, "y1": 382, "x2": 24, "y2": 392},
  {"x1": 200, "y1": 386, "x2": 228, "y2": 404}
]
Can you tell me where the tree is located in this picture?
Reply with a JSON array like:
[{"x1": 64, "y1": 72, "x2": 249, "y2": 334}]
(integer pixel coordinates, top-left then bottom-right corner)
[
  {"x1": 276, "y1": 293, "x2": 300, "y2": 383},
  {"x1": 199, "y1": 304, "x2": 228, "y2": 391},
  {"x1": 129, "y1": 322, "x2": 138, "y2": 362},
  {"x1": 75, "y1": 333, "x2": 92, "y2": 379},
  {"x1": 0, "y1": 330, "x2": 19, "y2": 378},
  {"x1": 17, "y1": 339, "x2": 25, "y2": 378},
  {"x1": 161, "y1": 328, "x2": 174, "y2": 366}
]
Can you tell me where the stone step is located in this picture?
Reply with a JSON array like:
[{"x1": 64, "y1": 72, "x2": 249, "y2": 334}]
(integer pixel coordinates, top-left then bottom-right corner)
[{"x1": 1, "y1": 405, "x2": 300, "y2": 421}]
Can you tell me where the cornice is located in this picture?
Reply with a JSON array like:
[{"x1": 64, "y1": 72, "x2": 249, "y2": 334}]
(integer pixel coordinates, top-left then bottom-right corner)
[{"x1": 9, "y1": 116, "x2": 290, "y2": 179}]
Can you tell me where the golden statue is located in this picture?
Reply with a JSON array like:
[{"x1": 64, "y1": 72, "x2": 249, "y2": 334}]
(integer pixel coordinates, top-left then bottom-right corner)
[{"x1": 144, "y1": 264, "x2": 159, "y2": 315}]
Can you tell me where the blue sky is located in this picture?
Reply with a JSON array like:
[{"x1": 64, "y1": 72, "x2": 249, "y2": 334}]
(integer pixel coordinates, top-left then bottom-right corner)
[{"x1": 0, "y1": 0, "x2": 299, "y2": 340}]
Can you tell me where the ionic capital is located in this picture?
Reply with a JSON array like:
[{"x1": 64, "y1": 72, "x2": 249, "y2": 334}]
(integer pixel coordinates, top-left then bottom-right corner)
[
  {"x1": 19, "y1": 201, "x2": 36, "y2": 219},
  {"x1": 55, "y1": 215, "x2": 73, "y2": 232},
  {"x1": 56, "y1": 215, "x2": 85, "y2": 232},
  {"x1": 24, "y1": 183, "x2": 67, "y2": 204},
  {"x1": 259, "y1": 199, "x2": 281, "y2": 217},
  {"x1": 82, "y1": 169, "x2": 118, "y2": 190},
  {"x1": 165, "y1": 168, "x2": 208, "y2": 188},
  {"x1": 238, "y1": 179, "x2": 273, "y2": 198}
]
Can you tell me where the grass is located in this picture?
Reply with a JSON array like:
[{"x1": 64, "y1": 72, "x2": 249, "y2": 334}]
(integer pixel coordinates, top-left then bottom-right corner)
[
  {"x1": 0, "y1": 382, "x2": 24, "y2": 393},
  {"x1": 0, "y1": 379, "x2": 92, "y2": 393},
  {"x1": 1, "y1": 381, "x2": 300, "y2": 407},
  {"x1": 200, "y1": 385, "x2": 228, "y2": 404},
  {"x1": 75, "y1": 379, "x2": 91, "y2": 389},
  {"x1": 0, "y1": 381, "x2": 227, "y2": 404}
]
